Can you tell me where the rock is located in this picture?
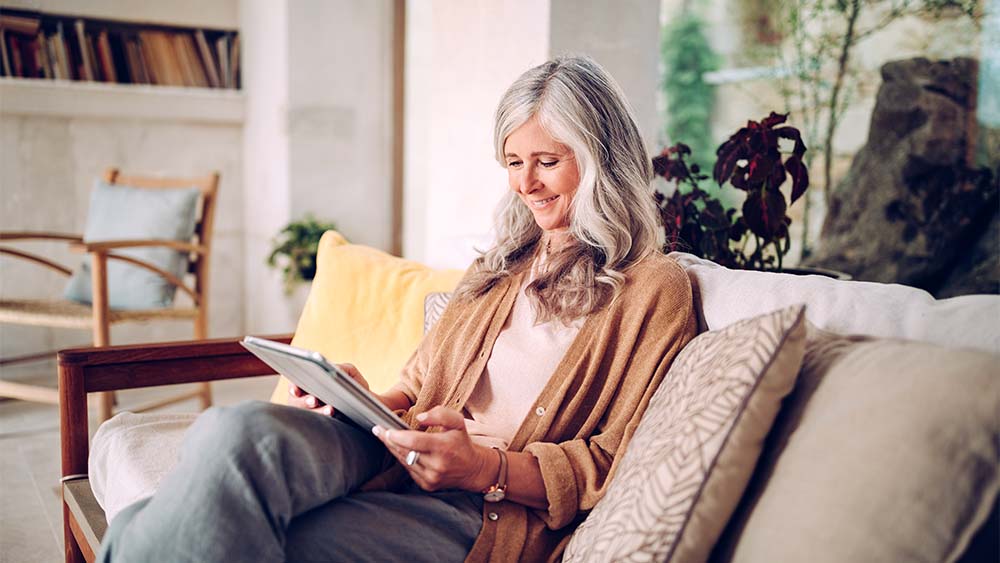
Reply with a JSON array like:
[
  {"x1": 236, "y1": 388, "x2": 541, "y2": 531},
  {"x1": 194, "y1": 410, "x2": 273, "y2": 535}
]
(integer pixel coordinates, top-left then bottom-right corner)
[{"x1": 807, "y1": 57, "x2": 998, "y2": 297}]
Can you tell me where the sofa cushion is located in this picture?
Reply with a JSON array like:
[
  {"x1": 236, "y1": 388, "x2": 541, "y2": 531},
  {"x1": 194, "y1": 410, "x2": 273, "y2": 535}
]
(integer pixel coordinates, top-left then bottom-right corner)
[
  {"x1": 89, "y1": 412, "x2": 198, "y2": 522},
  {"x1": 64, "y1": 180, "x2": 201, "y2": 310},
  {"x1": 669, "y1": 252, "x2": 1000, "y2": 355},
  {"x1": 270, "y1": 231, "x2": 465, "y2": 402},
  {"x1": 563, "y1": 304, "x2": 807, "y2": 562},
  {"x1": 712, "y1": 325, "x2": 1000, "y2": 563}
]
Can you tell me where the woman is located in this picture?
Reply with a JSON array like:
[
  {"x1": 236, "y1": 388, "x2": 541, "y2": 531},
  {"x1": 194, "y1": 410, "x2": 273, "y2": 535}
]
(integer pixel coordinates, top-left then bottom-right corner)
[{"x1": 98, "y1": 55, "x2": 696, "y2": 563}]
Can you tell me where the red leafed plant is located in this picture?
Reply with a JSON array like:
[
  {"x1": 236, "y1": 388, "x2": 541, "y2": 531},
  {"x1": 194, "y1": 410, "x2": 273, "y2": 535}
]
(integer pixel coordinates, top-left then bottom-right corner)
[{"x1": 654, "y1": 111, "x2": 810, "y2": 271}]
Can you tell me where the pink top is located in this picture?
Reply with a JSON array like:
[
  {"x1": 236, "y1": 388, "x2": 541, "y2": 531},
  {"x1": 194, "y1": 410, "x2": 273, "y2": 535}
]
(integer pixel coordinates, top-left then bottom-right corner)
[{"x1": 463, "y1": 257, "x2": 583, "y2": 450}]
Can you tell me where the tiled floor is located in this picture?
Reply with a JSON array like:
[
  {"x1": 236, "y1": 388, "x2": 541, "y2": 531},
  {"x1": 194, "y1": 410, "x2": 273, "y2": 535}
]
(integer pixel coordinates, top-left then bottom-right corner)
[{"x1": 0, "y1": 363, "x2": 278, "y2": 563}]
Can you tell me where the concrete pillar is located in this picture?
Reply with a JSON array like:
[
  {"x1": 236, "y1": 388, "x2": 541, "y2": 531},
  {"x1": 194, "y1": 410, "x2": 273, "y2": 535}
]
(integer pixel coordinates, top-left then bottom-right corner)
[{"x1": 242, "y1": 0, "x2": 394, "y2": 332}]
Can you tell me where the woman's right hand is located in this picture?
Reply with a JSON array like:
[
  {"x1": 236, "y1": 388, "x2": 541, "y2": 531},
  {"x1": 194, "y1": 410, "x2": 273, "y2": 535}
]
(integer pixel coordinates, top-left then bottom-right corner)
[{"x1": 287, "y1": 363, "x2": 370, "y2": 417}]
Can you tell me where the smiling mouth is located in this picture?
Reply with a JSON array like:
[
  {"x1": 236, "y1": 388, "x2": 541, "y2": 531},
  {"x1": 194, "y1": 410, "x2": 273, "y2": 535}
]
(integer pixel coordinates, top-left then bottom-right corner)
[{"x1": 531, "y1": 195, "x2": 559, "y2": 208}]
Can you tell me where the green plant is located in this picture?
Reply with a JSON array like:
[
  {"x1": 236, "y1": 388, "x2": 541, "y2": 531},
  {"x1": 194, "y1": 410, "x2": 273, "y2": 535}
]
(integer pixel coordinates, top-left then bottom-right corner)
[
  {"x1": 661, "y1": 10, "x2": 720, "y2": 173},
  {"x1": 266, "y1": 215, "x2": 338, "y2": 294},
  {"x1": 654, "y1": 112, "x2": 810, "y2": 271}
]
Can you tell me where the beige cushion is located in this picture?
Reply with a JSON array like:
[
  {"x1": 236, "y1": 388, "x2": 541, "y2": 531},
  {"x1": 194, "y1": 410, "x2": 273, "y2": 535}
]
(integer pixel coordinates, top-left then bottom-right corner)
[
  {"x1": 669, "y1": 251, "x2": 1000, "y2": 355},
  {"x1": 89, "y1": 412, "x2": 197, "y2": 522},
  {"x1": 563, "y1": 304, "x2": 807, "y2": 562},
  {"x1": 713, "y1": 326, "x2": 1000, "y2": 563}
]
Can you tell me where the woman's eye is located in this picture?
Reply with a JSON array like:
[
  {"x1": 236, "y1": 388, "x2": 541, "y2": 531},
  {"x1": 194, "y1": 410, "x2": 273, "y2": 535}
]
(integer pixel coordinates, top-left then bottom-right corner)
[
  {"x1": 539, "y1": 160, "x2": 558, "y2": 168},
  {"x1": 507, "y1": 160, "x2": 523, "y2": 168}
]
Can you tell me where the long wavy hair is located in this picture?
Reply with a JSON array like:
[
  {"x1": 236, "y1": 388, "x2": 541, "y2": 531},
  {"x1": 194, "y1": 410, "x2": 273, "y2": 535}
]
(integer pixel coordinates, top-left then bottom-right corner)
[{"x1": 455, "y1": 56, "x2": 661, "y2": 324}]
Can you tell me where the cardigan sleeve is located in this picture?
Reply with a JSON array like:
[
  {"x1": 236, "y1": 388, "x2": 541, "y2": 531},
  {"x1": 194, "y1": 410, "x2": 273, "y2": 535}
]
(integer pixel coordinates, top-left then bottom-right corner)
[{"x1": 523, "y1": 259, "x2": 697, "y2": 529}]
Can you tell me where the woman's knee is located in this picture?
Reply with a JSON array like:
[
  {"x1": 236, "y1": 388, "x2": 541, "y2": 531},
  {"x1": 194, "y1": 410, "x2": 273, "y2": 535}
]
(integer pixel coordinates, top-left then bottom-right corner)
[{"x1": 185, "y1": 400, "x2": 287, "y2": 454}]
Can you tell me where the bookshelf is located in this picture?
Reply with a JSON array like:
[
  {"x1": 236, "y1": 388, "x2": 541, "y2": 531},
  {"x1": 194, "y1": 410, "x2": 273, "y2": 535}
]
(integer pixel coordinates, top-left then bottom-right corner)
[{"x1": 0, "y1": 7, "x2": 240, "y2": 89}]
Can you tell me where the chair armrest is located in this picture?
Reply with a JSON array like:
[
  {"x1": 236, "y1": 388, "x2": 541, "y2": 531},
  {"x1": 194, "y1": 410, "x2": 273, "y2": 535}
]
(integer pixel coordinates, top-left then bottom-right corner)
[
  {"x1": 58, "y1": 334, "x2": 294, "y2": 479},
  {"x1": 58, "y1": 334, "x2": 293, "y2": 390},
  {"x1": 0, "y1": 231, "x2": 83, "y2": 243},
  {"x1": 69, "y1": 239, "x2": 206, "y2": 254}
]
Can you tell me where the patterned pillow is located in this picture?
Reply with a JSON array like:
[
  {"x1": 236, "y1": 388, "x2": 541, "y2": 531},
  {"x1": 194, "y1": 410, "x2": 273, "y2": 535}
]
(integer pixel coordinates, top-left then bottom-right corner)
[
  {"x1": 563, "y1": 304, "x2": 807, "y2": 562},
  {"x1": 423, "y1": 291, "x2": 452, "y2": 334}
]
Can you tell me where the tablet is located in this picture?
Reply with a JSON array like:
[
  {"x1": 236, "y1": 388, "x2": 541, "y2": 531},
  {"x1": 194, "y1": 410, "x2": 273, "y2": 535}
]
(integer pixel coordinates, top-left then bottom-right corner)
[{"x1": 240, "y1": 336, "x2": 407, "y2": 431}]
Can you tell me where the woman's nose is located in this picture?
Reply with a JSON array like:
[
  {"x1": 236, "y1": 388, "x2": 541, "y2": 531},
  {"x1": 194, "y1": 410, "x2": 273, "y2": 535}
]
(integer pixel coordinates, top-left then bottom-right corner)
[{"x1": 516, "y1": 168, "x2": 540, "y2": 194}]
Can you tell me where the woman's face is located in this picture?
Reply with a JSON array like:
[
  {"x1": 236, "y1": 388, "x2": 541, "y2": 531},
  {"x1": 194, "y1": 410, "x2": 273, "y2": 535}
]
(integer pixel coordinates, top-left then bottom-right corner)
[{"x1": 504, "y1": 117, "x2": 580, "y2": 232}]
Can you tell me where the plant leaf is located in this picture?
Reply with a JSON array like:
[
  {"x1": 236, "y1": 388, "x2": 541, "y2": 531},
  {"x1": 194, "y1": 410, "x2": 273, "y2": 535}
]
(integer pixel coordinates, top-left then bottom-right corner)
[
  {"x1": 742, "y1": 188, "x2": 787, "y2": 239},
  {"x1": 784, "y1": 154, "x2": 810, "y2": 203}
]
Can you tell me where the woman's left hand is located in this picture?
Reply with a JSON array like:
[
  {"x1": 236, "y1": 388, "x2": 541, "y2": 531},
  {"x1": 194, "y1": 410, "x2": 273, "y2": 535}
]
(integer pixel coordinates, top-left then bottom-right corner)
[{"x1": 373, "y1": 406, "x2": 495, "y2": 493}]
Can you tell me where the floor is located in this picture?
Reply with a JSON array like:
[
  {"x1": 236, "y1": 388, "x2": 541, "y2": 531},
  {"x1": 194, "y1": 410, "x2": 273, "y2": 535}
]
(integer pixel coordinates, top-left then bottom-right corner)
[{"x1": 0, "y1": 362, "x2": 278, "y2": 563}]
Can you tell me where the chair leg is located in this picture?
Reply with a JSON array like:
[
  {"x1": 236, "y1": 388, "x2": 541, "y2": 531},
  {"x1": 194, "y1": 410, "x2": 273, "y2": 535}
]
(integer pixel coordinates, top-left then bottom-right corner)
[
  {"x1": 198, "y1": 382, "x2": 212, "y2": 410},
  {"x1": 97, "y1": 392, "x2": 114, "y2": 423},
  {"x1": 63, "y1": 504, "x2": 85, "y2": 563}
]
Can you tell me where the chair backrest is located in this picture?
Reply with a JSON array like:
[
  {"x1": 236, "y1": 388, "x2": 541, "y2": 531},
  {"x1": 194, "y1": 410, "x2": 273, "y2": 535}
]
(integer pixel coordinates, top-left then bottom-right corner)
[{"x1": 102, "y1": 168, "x2": 220, "y2": 313}]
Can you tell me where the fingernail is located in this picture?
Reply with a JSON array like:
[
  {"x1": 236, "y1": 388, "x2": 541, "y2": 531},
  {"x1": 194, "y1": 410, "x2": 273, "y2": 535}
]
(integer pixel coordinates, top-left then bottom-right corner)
[
  {"x1": 372, "y1": 425, "x2": 383, "y2": 437},
  {"x1": 416, "y1": 412, "x2": 428, "y2": 421},
  {"x1": 306, "y1": 396, "x2": 317, "y2": 408},
  {"x1": 323, "y1": 406, "x2": 333, "y2": 416}
]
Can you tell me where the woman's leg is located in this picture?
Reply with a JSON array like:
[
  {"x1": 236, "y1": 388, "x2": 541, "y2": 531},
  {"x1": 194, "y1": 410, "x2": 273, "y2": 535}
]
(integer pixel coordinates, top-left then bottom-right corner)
[
  {"x1": 283, "y1": 486, "x2": 484, "y2": 563},
  {"x1": 98, "y1": 401, "x2": 388, "y2": 563}
]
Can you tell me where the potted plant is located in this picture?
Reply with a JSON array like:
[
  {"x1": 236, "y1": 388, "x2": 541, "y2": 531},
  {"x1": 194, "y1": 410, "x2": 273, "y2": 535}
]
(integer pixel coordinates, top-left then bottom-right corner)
[
  {"x1": 267, "y1": 215, "x2": 338, "y2": 294},
  {"x1": 654, "y1": 111, "x2": 814, "y2": 273}
]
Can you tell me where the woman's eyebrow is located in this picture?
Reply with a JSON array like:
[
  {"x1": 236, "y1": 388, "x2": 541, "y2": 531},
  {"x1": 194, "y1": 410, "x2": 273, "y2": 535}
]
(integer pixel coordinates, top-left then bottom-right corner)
[{"x1": 504, "y1": 150, "x2": 565, "y2": 158}]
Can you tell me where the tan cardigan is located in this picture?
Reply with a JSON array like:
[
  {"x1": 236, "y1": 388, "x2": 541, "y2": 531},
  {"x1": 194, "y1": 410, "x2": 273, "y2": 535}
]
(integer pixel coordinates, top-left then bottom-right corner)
[{"x1": 374, "y1": 252, "x2": 696, "y2": 562}]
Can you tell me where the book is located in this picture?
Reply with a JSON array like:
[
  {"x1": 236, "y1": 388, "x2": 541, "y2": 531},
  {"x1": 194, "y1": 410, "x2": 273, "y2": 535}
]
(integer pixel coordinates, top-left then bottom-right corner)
[
  {"x1": 73, "y1": 19, "x2": 92, "y2": 80},
  {"x1": 0, "y1": 29, "x2": 10, "y2": 77},
  {"x1": 194, "y1": 30, "x2": 220, "y2": 88},
  {"x1": 52, "y1": 22, "x2": 70, "y2": 80},
  {"x1": 0, "y1": 12, "x2": 41, "y2": 35},
  {"x1": 96, "y1": 30, "x2": 116, "y2": 82},
  {"x1": 228, "y1": 33, "x2": 239, "y2": 88},
  {"x1": 36, "y1": 31, "x2": 51, "y2": 79},
  {"x1": 215, "y1": 33, "x2": 228, "y2": 88}
]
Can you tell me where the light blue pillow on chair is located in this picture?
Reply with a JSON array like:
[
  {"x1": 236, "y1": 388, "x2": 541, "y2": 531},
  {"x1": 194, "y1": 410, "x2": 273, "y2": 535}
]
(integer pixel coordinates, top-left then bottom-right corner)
[{"x1": 64, "y1": 180, "x2": 201, "y2": 310}]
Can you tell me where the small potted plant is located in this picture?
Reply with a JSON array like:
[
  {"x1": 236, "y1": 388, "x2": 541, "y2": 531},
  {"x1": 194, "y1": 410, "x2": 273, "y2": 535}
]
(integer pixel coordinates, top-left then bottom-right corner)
[
  {"x1": 267, "y1": 215, "x2": 338, "y2": 294},
  {"x1": 654, "y1": 111, "x2": 809, "y2": 272}
]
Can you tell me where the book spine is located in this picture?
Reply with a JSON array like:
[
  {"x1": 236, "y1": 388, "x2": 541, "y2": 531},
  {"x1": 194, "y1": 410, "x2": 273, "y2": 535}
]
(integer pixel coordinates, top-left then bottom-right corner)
[
  {"x1": 73, "y1": 19, "x2": 92, "y2": 80},
  {"x1": 194, "y1": 29, "x2": 220, "y2": 88},
  {"x1": 0, "y1": 29, "x2": 10, "y2": 77},
  {"x1": 96, "y1": 30, "x2": 116, "y2": 83}
]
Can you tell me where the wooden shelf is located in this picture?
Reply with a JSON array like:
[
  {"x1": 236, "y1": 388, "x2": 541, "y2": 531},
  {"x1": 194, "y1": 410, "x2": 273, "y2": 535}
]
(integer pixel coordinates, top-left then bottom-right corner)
[{"x1": 0, "y1": 77, "x2": 244, "y2": 124}]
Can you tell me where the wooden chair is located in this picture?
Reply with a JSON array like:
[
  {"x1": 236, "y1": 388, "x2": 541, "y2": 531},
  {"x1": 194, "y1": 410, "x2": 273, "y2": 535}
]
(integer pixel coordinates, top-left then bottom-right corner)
[
  {"x1": 0, "y1": 168, "x2": 219, "y2": 422},
  {"x1": 58, "y1": 335, "x2": 291, "y2": 563}
]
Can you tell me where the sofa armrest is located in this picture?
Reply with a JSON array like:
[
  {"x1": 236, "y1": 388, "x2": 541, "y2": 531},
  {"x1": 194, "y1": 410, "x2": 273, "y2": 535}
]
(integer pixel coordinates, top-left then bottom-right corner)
[{"x1": 58, "y1": 334, "x2": 293, "y2": 480}]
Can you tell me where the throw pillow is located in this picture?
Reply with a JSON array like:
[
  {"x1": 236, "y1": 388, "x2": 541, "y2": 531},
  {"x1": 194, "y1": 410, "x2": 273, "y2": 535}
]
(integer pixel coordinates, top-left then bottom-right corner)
[
  {"x1": 423, "y1": 292, "x2": 452, "y2": 334},
  {"x1": 563, "y1": 304, "x2": 807, "y2": 562},
  {"x1": 668, "y1": 251, "x2": 1000, "y2": 355},
  {"x1": 269, "y1": 231, "x2": 465, "y2": 402},
  {"x1": 711, "y1": 325, "x2": 1000, "y2": 563},
  {"x1": 64, "y1": 179, "x2": 200, "y2": 310}
]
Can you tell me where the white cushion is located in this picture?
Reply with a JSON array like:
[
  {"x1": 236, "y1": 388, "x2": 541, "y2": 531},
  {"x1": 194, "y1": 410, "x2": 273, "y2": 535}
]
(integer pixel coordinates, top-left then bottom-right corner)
[
  {"x1": 89, "y1": 412, "x2": 197, "y2": 522},
  {"x1": 669, "y1": 252, "x2": 1000, "y2": 355}
]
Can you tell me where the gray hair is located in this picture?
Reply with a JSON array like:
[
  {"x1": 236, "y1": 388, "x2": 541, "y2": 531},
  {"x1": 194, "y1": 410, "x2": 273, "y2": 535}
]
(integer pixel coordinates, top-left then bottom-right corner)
[{"x1": 457, "y1": 56, "x2": 661, "y2": 323}]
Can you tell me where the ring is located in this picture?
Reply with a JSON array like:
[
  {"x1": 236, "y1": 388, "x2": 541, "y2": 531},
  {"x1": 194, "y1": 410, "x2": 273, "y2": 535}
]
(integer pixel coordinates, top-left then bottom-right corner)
[{"x1": 405, "y1": 450, "x2": 420, "y2": 466}]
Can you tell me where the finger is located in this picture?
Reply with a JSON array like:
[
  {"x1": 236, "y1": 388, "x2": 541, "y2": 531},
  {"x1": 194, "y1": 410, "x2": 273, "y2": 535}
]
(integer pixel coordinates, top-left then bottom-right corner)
[
  {"x1": 380, "y1": 428, "x2": 440, "y2": 452},
  {"x1": 337, "y1": 363, "x2": 359, "y2": 377},
  {"x1": 304, "y1": 395, "x2": 326, "y2": 409},
  {"x1": 289, "y1": 383, "x2": 305, "y2": 397},
  {"x1": 415, "y1": 406, "x2": 466, "y2": 430}
]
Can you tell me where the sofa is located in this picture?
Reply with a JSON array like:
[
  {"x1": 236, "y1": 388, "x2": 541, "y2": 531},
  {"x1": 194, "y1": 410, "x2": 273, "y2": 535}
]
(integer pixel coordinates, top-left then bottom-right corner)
[{"x1": 60, "y1": 231, "x2": 999, "y2": 562}]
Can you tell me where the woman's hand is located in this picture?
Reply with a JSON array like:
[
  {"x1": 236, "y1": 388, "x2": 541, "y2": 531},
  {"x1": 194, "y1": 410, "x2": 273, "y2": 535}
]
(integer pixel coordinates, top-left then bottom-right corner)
[
  {"x1": 286, "y1": 363, "x2": 369, "y2": 417},
  {"x1": 372, "y1": 406, "x2": 496, "y2": 493}
]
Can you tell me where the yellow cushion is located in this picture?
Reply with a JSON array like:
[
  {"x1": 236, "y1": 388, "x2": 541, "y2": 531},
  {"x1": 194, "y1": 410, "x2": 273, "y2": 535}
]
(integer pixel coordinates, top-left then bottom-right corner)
[{"x1": 269, "y1": 231, "x2": 465, "y2": 403}]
